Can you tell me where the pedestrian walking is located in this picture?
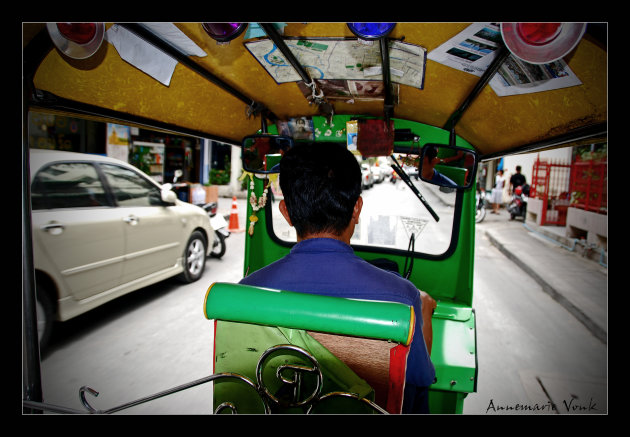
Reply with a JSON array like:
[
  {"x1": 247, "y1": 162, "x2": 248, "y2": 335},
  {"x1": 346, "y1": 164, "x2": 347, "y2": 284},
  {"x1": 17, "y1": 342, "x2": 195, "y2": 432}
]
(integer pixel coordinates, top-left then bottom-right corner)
[{"x1": 491, "y1": 169, "x2": 506, "y2": 214}]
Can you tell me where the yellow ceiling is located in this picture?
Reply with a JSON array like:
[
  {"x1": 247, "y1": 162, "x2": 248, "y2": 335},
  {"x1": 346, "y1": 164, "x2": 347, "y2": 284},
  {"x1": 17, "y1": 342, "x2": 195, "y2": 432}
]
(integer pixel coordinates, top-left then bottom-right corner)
[{"x1": 29, "y1": 23, "x2": 607, "y2": 156}]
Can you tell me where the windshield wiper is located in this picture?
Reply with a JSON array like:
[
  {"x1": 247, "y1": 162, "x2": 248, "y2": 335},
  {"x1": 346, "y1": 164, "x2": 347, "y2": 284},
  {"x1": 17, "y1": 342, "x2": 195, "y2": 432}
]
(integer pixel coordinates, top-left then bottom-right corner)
[
  {"x1": 403, "y1": 233, "x2": 415, "y2": 279},
  {"x1": 390, "y1": 155, "x2": 440, "y2": 222}
]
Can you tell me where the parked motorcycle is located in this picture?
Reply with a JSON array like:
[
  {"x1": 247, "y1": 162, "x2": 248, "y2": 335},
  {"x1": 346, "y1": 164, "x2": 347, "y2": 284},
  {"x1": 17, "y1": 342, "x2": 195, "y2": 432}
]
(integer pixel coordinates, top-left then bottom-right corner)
[
  {"x1": 475, "y1": 187, "x2": 486, "y2": 223},
  {"x1": 169, "y1": 170, "x2": 230, "y2": 258},
  {"x1": 198, "y1": 201, "x2": 230, "y2": 258},
  {"x1": 507, "y1": 184, "x2": 528, "y2": 220}
]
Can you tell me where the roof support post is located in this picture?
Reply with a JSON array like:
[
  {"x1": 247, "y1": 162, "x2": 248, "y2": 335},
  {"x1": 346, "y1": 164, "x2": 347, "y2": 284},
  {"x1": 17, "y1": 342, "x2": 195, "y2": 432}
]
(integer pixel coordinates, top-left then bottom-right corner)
[
  {"x1": 379, "y1": 37, "x2": 394, "y2": 126},
  {"x1": 258, "y1": 23, "x2": 312, "y2": 85},
  {"x1": 22, "y1": 29, "x2": 47, "y2": 412},
  {"x1": 443, "y1": 44, "x2": 509, "y2": 132}
]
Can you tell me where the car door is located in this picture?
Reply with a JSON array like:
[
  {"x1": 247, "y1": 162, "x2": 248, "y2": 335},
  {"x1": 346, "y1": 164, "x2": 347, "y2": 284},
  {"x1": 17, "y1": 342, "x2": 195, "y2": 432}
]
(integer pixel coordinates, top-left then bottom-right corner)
[
  {"x1": 31, "y1": 161, "x2": 125, "y2": 301},
  {"x1": 98, "y1": 163, "x2": 183, "y2": 284}
]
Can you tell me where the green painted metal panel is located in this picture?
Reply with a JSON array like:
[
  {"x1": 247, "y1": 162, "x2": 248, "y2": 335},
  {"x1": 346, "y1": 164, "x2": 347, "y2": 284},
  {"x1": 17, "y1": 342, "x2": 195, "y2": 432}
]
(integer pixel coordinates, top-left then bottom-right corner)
[
  {"x1": 429, "y1": 391, "x2": 468, "y2": 414},
  {"x1": 430, "y1": 305, "x2": 476, "y2": 393}
]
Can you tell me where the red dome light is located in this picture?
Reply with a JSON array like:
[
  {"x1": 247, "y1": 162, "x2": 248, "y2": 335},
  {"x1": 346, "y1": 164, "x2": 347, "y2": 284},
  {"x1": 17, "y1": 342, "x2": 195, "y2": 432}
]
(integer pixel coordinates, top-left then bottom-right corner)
[
  {"x1": 500, "y1": 22, "x2": 586, "y2": 64},
  {"x1": 47, "y1": 22, "x2": 105, "y2": 59},
  {"x1": 56, "y1": 23, "x2": 97, "y2": 45},
  {"x1": 516, "y1": 23, "x2": 562, "y2": 46}
]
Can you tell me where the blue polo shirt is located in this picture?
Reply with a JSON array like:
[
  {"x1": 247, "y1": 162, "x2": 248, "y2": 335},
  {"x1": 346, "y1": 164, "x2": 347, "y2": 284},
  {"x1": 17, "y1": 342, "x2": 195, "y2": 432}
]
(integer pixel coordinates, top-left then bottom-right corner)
[{"x1": 239, "y1": 238, "x2": 436, "y2": 394}]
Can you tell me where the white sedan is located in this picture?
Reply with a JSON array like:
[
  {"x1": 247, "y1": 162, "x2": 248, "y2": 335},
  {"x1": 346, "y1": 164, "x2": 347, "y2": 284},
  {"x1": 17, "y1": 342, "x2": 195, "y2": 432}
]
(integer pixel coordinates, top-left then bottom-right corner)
[{"x1": 29, "y1": 149, "x2": 213, "y2": 350}]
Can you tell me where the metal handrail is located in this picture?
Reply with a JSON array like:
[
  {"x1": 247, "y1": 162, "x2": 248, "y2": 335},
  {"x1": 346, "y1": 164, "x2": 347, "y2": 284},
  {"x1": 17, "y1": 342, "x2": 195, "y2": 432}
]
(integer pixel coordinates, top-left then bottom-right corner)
[{"x1": 22, "y1": 344, "x2": 387, "y2": 414}]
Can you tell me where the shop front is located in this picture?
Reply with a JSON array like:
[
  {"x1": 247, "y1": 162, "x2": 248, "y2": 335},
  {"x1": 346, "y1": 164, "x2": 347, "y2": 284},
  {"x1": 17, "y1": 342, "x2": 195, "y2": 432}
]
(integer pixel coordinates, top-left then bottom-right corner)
[{"x1": 27, "y1": 110, "x2": 237, "y2": 204}]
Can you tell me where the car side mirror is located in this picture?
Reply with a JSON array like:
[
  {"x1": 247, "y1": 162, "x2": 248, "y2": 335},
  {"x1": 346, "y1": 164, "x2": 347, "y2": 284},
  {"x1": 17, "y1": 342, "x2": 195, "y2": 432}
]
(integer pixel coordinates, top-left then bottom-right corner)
[
  {"x1": 418, "y1": 143, "x2": 478, "y2": 190},
  {"x1": 161, "y1": 186, "x2": 177, "y2": 204},
  {"x1": 242, "y1": 134, "x2": 294, "y2": 174}
]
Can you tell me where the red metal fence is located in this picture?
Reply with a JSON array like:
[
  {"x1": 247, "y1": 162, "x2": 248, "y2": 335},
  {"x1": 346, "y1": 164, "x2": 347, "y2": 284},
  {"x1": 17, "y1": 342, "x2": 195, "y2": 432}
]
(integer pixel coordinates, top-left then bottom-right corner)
[
  {"x1": 530, "y1": 156, "x2": 571, "y2": 226},
  {"x1": 569, "y1": 157, "x2": 607, "y2": 214},
  {"x1": 530, "y1": 155, "x2": 607, "y2": 226}
]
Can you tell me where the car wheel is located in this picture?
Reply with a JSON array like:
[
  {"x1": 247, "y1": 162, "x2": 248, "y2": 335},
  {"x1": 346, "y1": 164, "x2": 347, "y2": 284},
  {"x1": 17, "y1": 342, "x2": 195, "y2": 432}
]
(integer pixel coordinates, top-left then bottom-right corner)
[
  {"x1": 178, "y1": 231, "x2": 207, "y2": 283},
  {"x1": 36, "y1": 283, "x2": 54, "y2": 352}
]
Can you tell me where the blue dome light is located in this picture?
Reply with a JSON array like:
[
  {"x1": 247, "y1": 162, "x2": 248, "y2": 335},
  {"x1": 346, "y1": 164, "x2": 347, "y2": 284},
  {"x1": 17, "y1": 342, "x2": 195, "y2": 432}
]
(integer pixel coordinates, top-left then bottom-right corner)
[{"x1": 347, "y1": 23, "x2": 396, "y2": 40}]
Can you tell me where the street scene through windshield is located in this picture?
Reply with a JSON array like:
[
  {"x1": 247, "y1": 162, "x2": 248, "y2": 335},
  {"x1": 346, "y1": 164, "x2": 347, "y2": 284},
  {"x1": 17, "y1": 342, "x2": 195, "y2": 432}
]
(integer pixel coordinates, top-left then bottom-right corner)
[{"x1": 270, "y1": 156, "x2": 456, "y2": 255}]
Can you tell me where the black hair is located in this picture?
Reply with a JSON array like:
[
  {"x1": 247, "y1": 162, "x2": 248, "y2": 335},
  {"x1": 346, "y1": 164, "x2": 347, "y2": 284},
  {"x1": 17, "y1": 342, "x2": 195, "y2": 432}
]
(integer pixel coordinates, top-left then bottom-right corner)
[
  {"x1": 425, "y1": 145, "x2": 438, "y2": 161},
  {"x1": 279, "y1": 142, "x2": 362, "y2": 237}
]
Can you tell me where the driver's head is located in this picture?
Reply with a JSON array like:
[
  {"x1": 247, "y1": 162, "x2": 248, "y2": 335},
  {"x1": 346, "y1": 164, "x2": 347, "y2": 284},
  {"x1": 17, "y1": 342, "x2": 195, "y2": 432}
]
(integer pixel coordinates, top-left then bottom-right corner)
[
  {"x1": 279, "y1": 142, "x2": 362, "y2": 237},
  {"x1": 425, "y1": 145, "x2": 438, "y2": 161}
]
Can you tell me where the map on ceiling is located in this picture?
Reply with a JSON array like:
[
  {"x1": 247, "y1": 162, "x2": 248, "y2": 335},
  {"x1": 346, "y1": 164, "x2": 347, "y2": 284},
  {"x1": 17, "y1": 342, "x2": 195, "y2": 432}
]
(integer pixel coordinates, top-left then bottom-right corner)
[{"x1": 245, "y1": 38, "x2": 427, "y2": 90}]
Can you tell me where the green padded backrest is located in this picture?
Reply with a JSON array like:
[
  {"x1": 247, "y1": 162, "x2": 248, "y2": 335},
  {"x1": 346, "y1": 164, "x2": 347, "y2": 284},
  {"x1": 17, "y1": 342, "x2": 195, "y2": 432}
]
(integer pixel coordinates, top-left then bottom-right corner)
[{"x1": 204, "y1": 282, "x2": 414, "y2": 345}]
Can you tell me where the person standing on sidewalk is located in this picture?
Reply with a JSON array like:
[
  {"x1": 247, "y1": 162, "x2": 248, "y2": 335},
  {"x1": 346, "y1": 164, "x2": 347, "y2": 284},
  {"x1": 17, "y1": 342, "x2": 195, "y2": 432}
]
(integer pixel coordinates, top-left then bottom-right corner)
[
  {"x1": 509, "y1": 165, "x2": 526, "y2": 195},
  {"x1": 491, "y1": 169, "x2": 506, "y2": 214}
]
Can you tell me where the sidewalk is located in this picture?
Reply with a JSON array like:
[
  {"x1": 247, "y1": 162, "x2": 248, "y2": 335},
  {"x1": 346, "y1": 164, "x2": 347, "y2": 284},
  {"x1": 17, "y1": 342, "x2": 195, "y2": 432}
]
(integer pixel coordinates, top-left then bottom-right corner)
[{"x1": 478, "y1": 210, "x2": 608, "y2": 344}]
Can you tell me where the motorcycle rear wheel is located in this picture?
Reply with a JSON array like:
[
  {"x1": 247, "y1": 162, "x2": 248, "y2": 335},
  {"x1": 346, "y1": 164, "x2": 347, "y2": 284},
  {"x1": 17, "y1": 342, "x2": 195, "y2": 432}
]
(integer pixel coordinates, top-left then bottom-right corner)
[
  {"x1": 210, "y1": 232, "x2": 226, "y2": 258},
  {"x1": 476, "y1": 206, "x2": 486, "y2": 223}
]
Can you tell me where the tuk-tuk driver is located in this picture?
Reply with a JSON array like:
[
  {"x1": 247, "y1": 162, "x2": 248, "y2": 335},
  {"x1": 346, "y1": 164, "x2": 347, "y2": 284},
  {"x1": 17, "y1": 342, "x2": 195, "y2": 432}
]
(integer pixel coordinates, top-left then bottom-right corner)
[{"x1": 240, "y1": 142, "x2": 437, "y2": 414}]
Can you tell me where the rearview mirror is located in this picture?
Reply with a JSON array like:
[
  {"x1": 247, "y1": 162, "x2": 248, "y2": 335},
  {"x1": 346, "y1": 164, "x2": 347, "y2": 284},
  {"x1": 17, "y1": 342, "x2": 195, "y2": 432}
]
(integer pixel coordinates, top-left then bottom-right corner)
[
  {"x1": 418, "y1": 143, "x2": 478, "y2": 190},
  {"x1": 242, "y1": 134, "x2": 294, "y2": 174}
]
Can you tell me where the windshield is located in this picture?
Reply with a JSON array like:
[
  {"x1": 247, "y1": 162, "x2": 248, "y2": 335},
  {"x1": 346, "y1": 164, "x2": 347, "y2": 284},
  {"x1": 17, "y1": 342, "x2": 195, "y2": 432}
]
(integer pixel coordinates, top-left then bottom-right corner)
[{"x1": 269, "y1": 154, "x2": 457, "y2": 256}]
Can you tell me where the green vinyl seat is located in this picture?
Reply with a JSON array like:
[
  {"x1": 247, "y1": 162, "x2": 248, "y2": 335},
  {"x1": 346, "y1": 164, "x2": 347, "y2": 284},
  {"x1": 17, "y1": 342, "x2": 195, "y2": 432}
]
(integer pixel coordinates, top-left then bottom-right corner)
[{"x1": 203, "y1": 282, "x2": 415, "y2": 414}]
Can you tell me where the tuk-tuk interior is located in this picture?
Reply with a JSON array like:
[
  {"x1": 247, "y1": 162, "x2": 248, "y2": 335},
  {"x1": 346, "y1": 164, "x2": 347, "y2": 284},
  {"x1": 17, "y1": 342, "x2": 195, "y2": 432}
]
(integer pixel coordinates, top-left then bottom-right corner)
[{"x1": 22, "y1": 22, "x2": 607, "y2": 414}]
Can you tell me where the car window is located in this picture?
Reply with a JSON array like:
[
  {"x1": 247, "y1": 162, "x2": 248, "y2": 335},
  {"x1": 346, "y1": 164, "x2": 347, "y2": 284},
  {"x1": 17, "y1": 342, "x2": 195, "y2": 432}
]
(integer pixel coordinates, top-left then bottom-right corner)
[
  {"x1": 100, "y1": 163, "x2": 163, "y2": 207},
  {"x1": 31, "y1": 162, "x2": 109, "y2": 210}
]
